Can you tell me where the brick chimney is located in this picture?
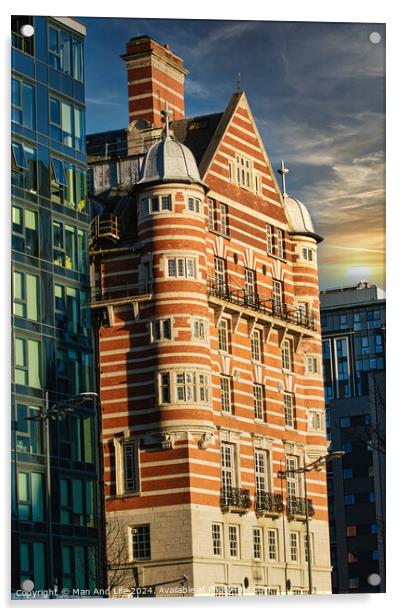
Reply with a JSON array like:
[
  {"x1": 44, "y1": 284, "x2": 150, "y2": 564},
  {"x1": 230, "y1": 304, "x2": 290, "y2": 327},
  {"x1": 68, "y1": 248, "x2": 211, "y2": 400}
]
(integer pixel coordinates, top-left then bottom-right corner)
[{"x1": 122, "y1": 35, "x2": 188, "y2": 128}]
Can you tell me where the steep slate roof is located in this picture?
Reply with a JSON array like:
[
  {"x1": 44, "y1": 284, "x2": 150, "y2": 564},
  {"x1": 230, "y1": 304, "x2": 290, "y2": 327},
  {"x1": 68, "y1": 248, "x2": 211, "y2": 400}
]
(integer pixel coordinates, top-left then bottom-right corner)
[{"x1": 170, "y1": 113, "x2": 223, "y2": 166}]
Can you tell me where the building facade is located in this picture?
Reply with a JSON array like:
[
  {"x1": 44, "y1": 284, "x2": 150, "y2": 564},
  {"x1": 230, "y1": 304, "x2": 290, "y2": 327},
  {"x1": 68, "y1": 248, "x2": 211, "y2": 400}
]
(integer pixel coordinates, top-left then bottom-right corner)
[
  {"x1": 11, "y1": 16, "x2": 102, "y2": 596},
  {"x1": 89, "y1": 36, "x2": 332, "y2": 597},
  {"x1": 320, "y1": 282, "x2": 386, "y2": 593}
]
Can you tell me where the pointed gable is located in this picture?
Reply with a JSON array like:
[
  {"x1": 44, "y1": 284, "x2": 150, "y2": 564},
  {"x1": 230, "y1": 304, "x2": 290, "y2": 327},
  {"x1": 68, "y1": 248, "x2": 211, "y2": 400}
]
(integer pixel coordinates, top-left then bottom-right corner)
[{"x1": 199, "y1": 91, "x2": 288, "y2": 225}]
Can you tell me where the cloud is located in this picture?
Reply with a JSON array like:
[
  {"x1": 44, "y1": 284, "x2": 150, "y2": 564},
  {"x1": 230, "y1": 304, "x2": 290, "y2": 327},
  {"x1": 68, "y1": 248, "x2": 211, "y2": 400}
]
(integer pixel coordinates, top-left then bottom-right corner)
[{"x1": 86, "y1": 96, "x2": 126, "y2": 108}]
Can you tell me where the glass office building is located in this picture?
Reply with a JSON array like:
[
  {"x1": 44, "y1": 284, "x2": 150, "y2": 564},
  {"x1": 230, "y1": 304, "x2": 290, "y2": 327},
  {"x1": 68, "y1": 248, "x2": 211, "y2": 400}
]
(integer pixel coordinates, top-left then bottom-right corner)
[{"x1": 11, "y1": 16, "x2": 101, "y2": 596}]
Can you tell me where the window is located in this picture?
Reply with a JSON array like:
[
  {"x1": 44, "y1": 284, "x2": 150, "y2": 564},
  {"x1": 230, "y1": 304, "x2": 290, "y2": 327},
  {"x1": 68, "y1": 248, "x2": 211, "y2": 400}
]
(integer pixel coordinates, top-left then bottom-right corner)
[
  {"x1": 13, "y1": 271, "x2": 39, "y2": 321},
  {"x1": 193, "y1": 318, "x2": 208, "y2": 341},
  {"x1": 20, "y1": 542, "x2": 46, "y2": 592},
  {"x1": 167, "y1": 257, "x2": 196, "y2": 278},
  {"x1": 372, "y1": 550, "x2": 379, "y2": 561},
  {"x1": 347, "y1": 551, "x2": 358, "y2": 563},
  {"x1": 159, "y1": 372, "x2": 170, "y2": 403},
  {"x1": 50, "y1": 158, "x2": 86, "y2": 208},
  {"x1": 53, "y1": 222, "x2": 87, "y2": 271},
  {"x1": 14, "y1": 337, "x2": 41, "y2": 388},
  {"x1": 15, "y1": 403, "x2": 43, "y2": 454},
  {"x1": 286, "y1": 456, "x2": 299, "y2": 500},
  {"x1": 306, "y1": 355, "x2": 320, "y2": 375},
  {"x1": 122, "y1": 442, "x2": 139, "y2": 493},
  {"x1": 228, "y1": 586, "x2": 240, "y2": 596},
  {"x1": 304, "y1": 533, "x2": 313, "y2": 564},
  {"x1": 348, "y1": 578, "x2": 359, "y2": 589},
  {"x1": 50, "y1": 96, "x2": 85, "y2": 151},
  {"x1": 254, "y1": 173, "x2": 260, "y2": 194},
  {"x1": 48, "y1": 25, "x2": 84, "y2": 81},
  {"x1": 284, "y1": 392, "x2": 295, "y2": 428},
  {"x1": 220, "y1": 375, "x2": 232, "y2": 414},
  {"x1": 267, "y1": 529, "x2": 278, "y2": 561},
  {"x1": 12, "y1": 16, "x2": 34, "y2": 54},
  {"x1": 281, "y1": 339, "x2": 292, "y2": 372},
  {"x1": 255, "y1": 450, "x2": 268, "y2": 494},
  {"x1": 220, "y1": 203, "x2": 229, "y2": 235},
  {"x1": 272, "y1": 279, "x2": 283, "y2": 310},
  {"x1": 56, "y1": 348, "x2": 90, "y2": 395},
  {"x1": 12, "y1": 206, "x2": 38, "y2": 256},
  {"x1": 59, "y1": 413, "x2": 94, "y2": 463},
  {"x1": 244, "y1": 268, "x2": 256, "y2": 304},
  {"x1": 61, "y1": 544, "x2": 97, "y2": 594},
  {"x1": 308, "y1": 410, "x2": 325, "y2": 432},
  {"x1": 142, "y1": 194, "x2": 172, "y2": 215},
  {"x1": 253, "y1": 384, "x2": 264, "y2": 421},
  {"x1": 301, "y1": 246, "x2": 315, "y2": 262},
  {"x1": 131, "y1": 525, "x2": 151, "y2": 560},
  {"x1": 55, "y1": 284, "x2": 87, "y2": 335},
  {"x1": 290, "y1": 532, "x2": 299, "y2": 562},
  {"x1": 344, "y1": 494, "x2": 355, "y2": 505},
  {"x1": 157, "y1": 371, "x2": 210, "y2": 405},
  {"x1": 215, "y1": 585, "x2": 226, "y2": 596},
  {"x1": 221, "y1": 443, "x2": 236, "y2": 490},
  {"x1": 335, "y1": 337, "x2": 351, "y2": 399},
  {"x1": 251, "y1": 329, "x2": 262, "y2": 362},
  {"x1": 214, "y1": 256, "x2": 226, "y2": 291},
  {"x1": 267, "y1": 225, "x2": 286, "y2": 259},
  {"x1": 151, "y1": 318, "x2": 172, "y2": 341},
  {"x1": 208, "y1": 198, "x2": 215, "y2": 230},
  {"x1": 267, "y1": 588, "x2": 279, "y2": 595},
  {"x1": 235, "y1": 154, "x2": 251, "y2": 188},
  {"x1": 212, "y1": 523, "x2": 223, "y2": 556},
  {"x1": 187, "y1": 196, "x2": 201, "y2": 214},
  {"x1": 253, "y1": 527, "x2": 263, "y2": 559},
  {"x1": 18, "y1": 471, "x2": 44, "y2": 521},
  {"x1": 60, "y1": 478, "x2": 95, "y2": 527},
  {"x1": 218, "y1": 318, "x2": 229, "y2": 353},
  {"x1": 346, "y1": 526, "x2": 357, "y2": 537},
  {"x1": 266, "y1": 225, "x2": 274, "y2": 255},
  {"x1": 277, "y1": 229, "x2": 285, "y2": 259},
  {"x1": 342, "y1": 442, "x2": 352, "y2": 453},
  {"x1": 12, "y1": 140, "x2": 37, "y2": 192},
  {"x1": 11, "y1": 78, "x2": 35, "y2": 129},
  {"x1": 228, "y1": 525, "x2": 239, "y2": 558}
]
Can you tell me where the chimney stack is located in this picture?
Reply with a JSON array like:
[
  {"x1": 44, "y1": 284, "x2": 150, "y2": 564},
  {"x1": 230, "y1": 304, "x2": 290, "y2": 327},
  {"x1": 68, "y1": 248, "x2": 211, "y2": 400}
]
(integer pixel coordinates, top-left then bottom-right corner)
[{"x1": 122, "y1": 35, "x2": 188, "y2": 128}]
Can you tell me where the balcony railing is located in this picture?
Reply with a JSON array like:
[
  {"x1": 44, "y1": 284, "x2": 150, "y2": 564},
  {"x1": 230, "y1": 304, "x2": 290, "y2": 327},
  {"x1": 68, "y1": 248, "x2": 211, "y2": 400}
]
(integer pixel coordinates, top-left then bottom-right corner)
[
  {"x1": 91, "y1": 281, "x2": 152, "y2": 305},
  {"x1": 287, "y1": 496, "x2": 314, "y2": 518},
  {"x1": 90, "y1": 214, "x2": 120, "y2": 244},
  {"x1": 206, "y1": 277, "x2": 315, "y2": 331},
  {"x1": 220, "y1": 486, "x2": 252, "y2": 513},
  {"x1": 255, "y1": 491, "x2": 284, "y2": 516}
]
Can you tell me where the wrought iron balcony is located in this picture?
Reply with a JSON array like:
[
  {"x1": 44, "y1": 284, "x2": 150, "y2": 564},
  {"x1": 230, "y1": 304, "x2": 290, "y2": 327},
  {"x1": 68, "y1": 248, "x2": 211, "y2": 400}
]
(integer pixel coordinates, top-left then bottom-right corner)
[
  {"x1": 90, "y1": 214, "x2": 120, "y2": 244},
  {"x1": 220, "y1": 486, "x2": 252, "y2": 514},
  {"x1": 287, "y1": 496, "x2": 314, "y2": 518},
  {"x1": 255, "y1": 491, "x2": 284, "y2": 517},
  {"x1": 206, "y1": 276, "x2": 315, "y2": 331},
  {"x1": 91, "y1": 281, "x2": 152, "y2": 306}
]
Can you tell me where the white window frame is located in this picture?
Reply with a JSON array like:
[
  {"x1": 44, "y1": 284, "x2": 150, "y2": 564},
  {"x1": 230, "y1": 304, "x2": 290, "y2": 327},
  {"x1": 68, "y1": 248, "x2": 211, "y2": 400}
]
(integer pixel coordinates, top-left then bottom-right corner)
[
  {"x1": 208, "y1": 198, "x2": 215, "y2": 230},
  {"x1": 221, "y1": 442, "x2": 236, "y2": 489},
  {"x1": 228, "y1": 524, "x2": 240, "y2": 559},
  {"x1": 253, "y1": 383, "x2": 264, "y2": 421},
  {"x1": 267, "y1": 529, "x2": 278, "y2": 561},
  {"x1": 304, "y1": 533, "x2": 314, "y2": 565},
  {"x1": 219, "y1": 202, "x2": 229, "y2": 236},
  {"x1": 253, "y1": 527, "x2": 263, "y2": 560},
  {"x1": 141, "y1": 193, "x2": 172, "y2": 216},
  {"x1": 130, "y1": 524, "x2": 151, "y2": 561},
  {"x1": 308, "y1": 409, "x2": 325, "y2": 432},
  {"x1": 212, "y1": 522, "x2": 223, "y2": 557},
  {"x1": 286, "y1": 456, "x2": 300, "y2": 498},
  {"x1": 266, "y1": 224, "x2": 274, "y2": 255},
  {"x1": 218, "y1": 318, "x2": 229, "y2": 353},
  {"x1": 290, "y1": 531, "x2": 299, "y2": 563},
  {"x1": 284, "y1": 391, "x2": 295, "y2": 428},
  {"x1": 220, "y1": 375, "x2": 232, "y2": 414},
  {"x1": 305, "y1": 354, "x2": 321, "y2": 375},
  {"x1": 254, "y1": 449, "x2": 269, "y2": 494},
  {"x1": 245, "y1": 268, "x2": 256, "y2": 303},
  {"x1": 277, "y1": 228, "x2": 285, "y2": 259},
  {"x1": 158, "y1": 370, "x2": 211, "y2": 405},
  {"x1": 151, "y1": 317, "x2": 172, "y2": 342},
  {"x1": 167, "y1": 256, "x2": 196, "y2": 279},
  {"x1": 187, "y1": 195, "x2": 202, "y2": 215},
  {"x1": 251, "y1": 328, "x2": 262, "y2": 362},
  {"x1": 301, "y1": 246, "x2": 315, "y2": 262},
  {"x1": 235, "y1": 153, "x2": 252, "y2": 189},
  {"x1": 281, "y1": 338, "x2": 292, "y2": 372},
  {"x1": 193, "y1": 318, "x2": 208, "y2": 342},
  {"x1": 115, "y1": 438, "x2": 140, "y2": 495},
  {"x1": 272, "y1": 279, "x2": 283, "y2": 307}
]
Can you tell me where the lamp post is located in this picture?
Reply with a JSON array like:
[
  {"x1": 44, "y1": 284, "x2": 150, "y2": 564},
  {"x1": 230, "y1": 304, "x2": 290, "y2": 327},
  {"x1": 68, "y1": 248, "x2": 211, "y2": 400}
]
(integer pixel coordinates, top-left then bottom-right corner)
[
  {"x1": 278, "y1": 450, "x2": 345, "y2": 595},
  {"x1": 29, "y1": 391, "x2": 98, "y2": 596}
]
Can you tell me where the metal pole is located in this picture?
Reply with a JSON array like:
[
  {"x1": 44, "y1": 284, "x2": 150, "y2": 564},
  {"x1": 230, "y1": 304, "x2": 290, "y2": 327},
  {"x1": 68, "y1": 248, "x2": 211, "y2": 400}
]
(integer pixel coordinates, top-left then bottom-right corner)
[
  {"x1": 304, "y1": 453, "x2": 313, "y2": 595},
  {"x1": 45, "y1": 391, "x2": 55, "y2": 596}
]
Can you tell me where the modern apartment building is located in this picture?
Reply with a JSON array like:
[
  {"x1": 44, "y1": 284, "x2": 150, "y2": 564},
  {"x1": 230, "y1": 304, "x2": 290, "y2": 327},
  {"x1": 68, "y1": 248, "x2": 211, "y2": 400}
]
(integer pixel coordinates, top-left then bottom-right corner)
[
  {"x1": 88, "y1": 35, "x2": 332, "y2": 597},
  {"x1": 11, "y1": 16, "x2": 102, "y2": 596},
  {"x1": 320, "y1": 282, "x2": 386, "y2": 593}
]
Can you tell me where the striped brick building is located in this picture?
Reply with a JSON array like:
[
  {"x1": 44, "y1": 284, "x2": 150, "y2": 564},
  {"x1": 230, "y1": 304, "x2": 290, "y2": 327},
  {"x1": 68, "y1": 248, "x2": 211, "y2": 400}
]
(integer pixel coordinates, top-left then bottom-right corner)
[{"x1": 88, "y1": 35, "x2": 331, "y2": 597}]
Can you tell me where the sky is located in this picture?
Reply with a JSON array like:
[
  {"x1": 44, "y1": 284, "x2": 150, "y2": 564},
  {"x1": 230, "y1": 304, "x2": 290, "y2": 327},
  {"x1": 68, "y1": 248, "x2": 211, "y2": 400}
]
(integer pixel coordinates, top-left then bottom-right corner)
[{"x1": 79, "y1": 17, "x2": 386, "y2": 292}]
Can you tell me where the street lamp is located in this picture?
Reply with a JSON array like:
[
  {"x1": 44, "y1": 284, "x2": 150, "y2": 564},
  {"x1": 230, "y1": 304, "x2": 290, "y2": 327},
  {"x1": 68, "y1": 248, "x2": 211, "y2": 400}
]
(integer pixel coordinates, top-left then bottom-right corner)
[
  {"x1": 28, "y1": 391, "x2": 98, "y2": 596},
  {"x1": 278, "y1": 450, "x2": 345, "y2": 595}
]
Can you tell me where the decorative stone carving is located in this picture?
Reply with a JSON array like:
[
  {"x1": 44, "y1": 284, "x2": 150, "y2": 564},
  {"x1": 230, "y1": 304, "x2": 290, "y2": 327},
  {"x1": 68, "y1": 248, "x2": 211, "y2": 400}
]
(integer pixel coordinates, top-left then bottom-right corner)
[{"x1": 198, "y1": 432, "x2": 215, "y2": 450}]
